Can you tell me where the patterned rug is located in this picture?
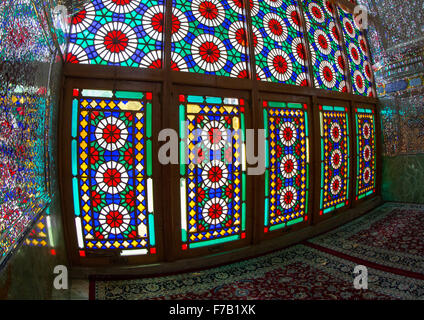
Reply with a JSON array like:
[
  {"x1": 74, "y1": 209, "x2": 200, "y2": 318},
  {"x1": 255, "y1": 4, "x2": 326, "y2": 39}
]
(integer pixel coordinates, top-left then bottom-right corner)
[
  {"x1": 92, "y1": 203, "x2": 424, "y2": 300},
  {"x1": 92, "y1": 244, "x2": 424, "y2": 300},
  {"x1": 307, "y1": 202, "x2": 424, "y2": 276}
]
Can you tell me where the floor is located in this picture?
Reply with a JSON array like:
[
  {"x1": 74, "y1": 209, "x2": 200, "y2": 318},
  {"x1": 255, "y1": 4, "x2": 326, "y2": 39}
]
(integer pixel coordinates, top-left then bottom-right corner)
[
  {"x1": 2, "y1": 202, "x2": 423, "y2": 300},
  {"x1": 91, "y1": 202, "x2": 424, "y2": 300}
]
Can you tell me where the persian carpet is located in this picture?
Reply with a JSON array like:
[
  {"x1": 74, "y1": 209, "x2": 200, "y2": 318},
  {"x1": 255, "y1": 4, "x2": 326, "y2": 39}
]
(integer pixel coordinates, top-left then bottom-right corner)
[
  {"x1": 306, "y1": 202, "x2": 424, "y2": 276},
  {"x1": 92, "y1": 244, "x2": 424, "y2": 300}
]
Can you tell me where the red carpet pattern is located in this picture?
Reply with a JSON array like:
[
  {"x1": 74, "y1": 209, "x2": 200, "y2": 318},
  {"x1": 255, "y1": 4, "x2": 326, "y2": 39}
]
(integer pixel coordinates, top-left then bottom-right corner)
[
  {"x1": 93, "y1": 244, "x2": 424, "y2": 300},
  {"x1": 307, "y1": 203, "x2": 424, "y2": 275}
]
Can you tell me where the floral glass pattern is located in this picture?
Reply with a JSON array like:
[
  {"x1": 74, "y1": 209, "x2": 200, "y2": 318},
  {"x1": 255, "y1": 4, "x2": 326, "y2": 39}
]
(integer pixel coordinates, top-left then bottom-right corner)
[
  {"x1": 67, "y1": 0, "x2": 165, "y2": 68},
  {"x1": 302, "y1": 0, "x2": 347, "y2": 91},
  {"x1": 319, "y1": 105, "x2": 350, "y2": 214},
  {"x1": 338, "y1": 7, "x2": 374, "y2": 97},
  {"x1": 71, "y1": 89, "x2": 156, "y2": 256},
  {"x1": 251, "y1": 0, "x2": 309, "y2": 84},
  {"x1": 355, "y1": 107, "x2": 376, "y2": 200},
  {"x1": 263, "y1": 100, "x2": 309, "y2": 232},
  {"x1": 171, "y1": 0, "x2": 249, "y2": 77},
  {"x1": 179, "y1": 94, "x2": 246, "y2": 249}
]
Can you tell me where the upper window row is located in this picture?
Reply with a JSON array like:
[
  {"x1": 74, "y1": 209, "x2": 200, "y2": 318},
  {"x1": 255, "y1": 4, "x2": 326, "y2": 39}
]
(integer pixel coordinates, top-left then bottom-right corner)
[{"x1": 66, "y1": 0, "x2": 374, "y2": 97}]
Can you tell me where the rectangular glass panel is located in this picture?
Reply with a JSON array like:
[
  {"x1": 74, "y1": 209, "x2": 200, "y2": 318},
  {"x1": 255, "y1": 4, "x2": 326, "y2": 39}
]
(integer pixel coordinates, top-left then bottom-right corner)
[
  {"x1": 263, "y1": 101, "x2": 309, "y2": 232},
  {"x1": 71, "y1": 89, "x2": 156, "y2": 256},
  {"x1": 178, "y1": 94, "x2": 246, "y2": 249},
  {"x1": 319, "y1": 105, "x2": 350, "y2": 214}
]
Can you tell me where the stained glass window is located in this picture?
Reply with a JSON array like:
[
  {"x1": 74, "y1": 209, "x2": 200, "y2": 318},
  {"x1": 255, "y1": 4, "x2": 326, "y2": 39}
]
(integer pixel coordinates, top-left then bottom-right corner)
[
  {"x1": 338, "y1": 7, "x2": 374, "y2": 97},
  {"x1": 25, "y1": 214, "x2": 49, "y2": 247},
  {"x1": 251, "y1": 0, "x2": 308, "y2": 85},
  {"x1": 71, "y1": 89, "x2": 156, "y2": 256},
  {"x1": 171, "y1": 0, "x2": 249, "y2": 77},
  {"x1": 302, "y1": 0, "x2": 347, "y2": 91},
  {"x1": 0, "y1": 94, "x2": 51, "y2": 268},
  {"x1": 67, "y1": 0, "x2": 164, "y2": 68},
  {"x1": 355, "y1": 108, "x2": 376, "y2": 200},
  {"x1": 179, "y1": 94, "x2": 246, "y2": 249},
  {"x1": 263, "y1": 101, "x2": 309, "y2": 232},
  {"x1": 319, "y1": 105, "x2": 350, "y2": 214}
]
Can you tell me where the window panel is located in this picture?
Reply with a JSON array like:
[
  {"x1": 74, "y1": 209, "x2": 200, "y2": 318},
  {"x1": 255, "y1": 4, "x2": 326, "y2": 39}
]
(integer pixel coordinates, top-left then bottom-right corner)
[
  {"x1": 171, "y1": 0, "x2": 250, "y2": 77},
  {"x1": 252, "y1": 0, "x2": 309, "y2": 85},
  {"x1": 67, "y1": 0, "x2": 165, "y2": 68},
  {"x1": 319, "y1": 105, "x2": 350, "y2": 215},
  {"x1": 338, "y1": 8, "x2": 374, "y2": 97},
  {"x1": 263, "y1": 101, "x2": 310, "y2": 232},
  {"x1": 355, "y1": 108, "x2": 376, "y2": 199},
  {"x1": 179, "y1": 94, "x2": 246, "y2": 249},
  {"x1": 302, "y1": 0, "x2": 347, "y2": 92},
  {"x1": 308, "y1": 23, "x2": 347, "y2": 91},
  {"x1": 71, "y1": 89, "x2": 156, "y2": 256}
]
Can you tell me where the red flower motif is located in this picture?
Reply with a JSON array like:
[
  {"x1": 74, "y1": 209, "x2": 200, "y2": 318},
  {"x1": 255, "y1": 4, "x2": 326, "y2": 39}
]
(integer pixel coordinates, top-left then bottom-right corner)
[
  {"x1": 208, "y1": 203, "x2": 223, "y2": 220},
  {"x1": 90, "y1": 147, "x2": 99, "y2": 165},
  {"x1": 106, "y1": 210, "x2": 123, "y2": 228},
  {"x1": 296, "y1": 43, "x2": 306, "y2": 61},
  {"x1": 276, "y1": 177, "x2": 282, "y2": 191},
  {"x1": 312, "y1": 7, "x2": 322, "y2": 19},
  {"x1": 338, "y1": 55, "x2": 345, "y2": 70},
  {"x1": 152, "y1": 12, "x2": 164, "y2": 33},
  {"x1": 283, "y1": 190, "x2": 294, "y2": 205},
  {"x1": 199, "y1": 1, "x2": 219, "y2": 20},
  {"x1": 235, "y1": 28, "x2": 248, "y2": 47},
  {"x1": 104, "y1": 30, "x2": 128, "y2": 53},
  {"x1": 318, "y1": 34, "x2": 328, "y2": 50},
  {"x1": 345, "y1": 21, "x2": 353, "y2": 34},
  {"x1": 351, "y1": 47, "x2": 359, "y2": 61},
  {"x1": 149, "y1": 59, "x2": 162, "y2": 69},
  {"x1": 273, "y1": 56, "x2": 288, "y2": 73},
  {"x1": 199, "y1": 41, "x2": 221, "y2": 64},
  {"x1": 208, "y1": 165, "x2": 223, "y2": 183},
  {"x1": 323, "y1": 66, "x2": 333, "y2": 82},
  {"x1": 112, "y1": 0, "x2": 131, "y2": 5},
  {"x1": 356, "y1": 75, "x2": 364, "y2": 88},
  {"x1": 124, "y1": 147, "x2": 133, "y2": 165},
  {"x1": 268, "y1": 19, "x2": 284, "y2": 36},
  {"x1": 104, "y1": 168, "x2": 121, "y2": 187},
  {"x1": 102, "y1": 124, "x2": 121, "y2": 144}
]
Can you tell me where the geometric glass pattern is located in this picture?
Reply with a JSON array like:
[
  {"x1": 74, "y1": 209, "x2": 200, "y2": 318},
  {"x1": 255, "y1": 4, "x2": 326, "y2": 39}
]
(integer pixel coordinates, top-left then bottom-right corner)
[
  {"x1": 179, "y1": 94, "x2": 246, "y2": 249},
  {"x1": 302, "y1": 0, "x2": 347, "y2": 92},
  {"x1": 355, "y1": 107, "x2": 376, "y2": 200},
  {"x1": 0, "y1": 93, "x2": 51, "y2": 268},
  {"x1": 319, "y1": 105, "x2": 350, "y2": 214},
  {"x1": 251, "y1": 0, "x2": 309, "y2": 85},
  {"x1": 171, "y1": 0, "x2": 249, "y2": 77},
  {"x1": 71, "y1": 89, "x2": 156, "y2": 256},
  {"x1": 67, "y1": 0, "x2": 164, "y2": 68},
  {"x1": 338, "y1": 7, "x2": 374, "y2": 97},
  {"x1": 263, "y1": 101, "x2": 309, "y2": 232},
  {"x1": 25, "y1": 214, "x2": 49, "y2": 247}
]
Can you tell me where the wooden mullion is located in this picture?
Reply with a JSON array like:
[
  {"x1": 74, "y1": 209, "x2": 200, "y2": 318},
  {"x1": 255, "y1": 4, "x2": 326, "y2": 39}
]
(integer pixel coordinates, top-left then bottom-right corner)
[{"x1": 243, "y1": 0, "x2": 261, "y2": 245}]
